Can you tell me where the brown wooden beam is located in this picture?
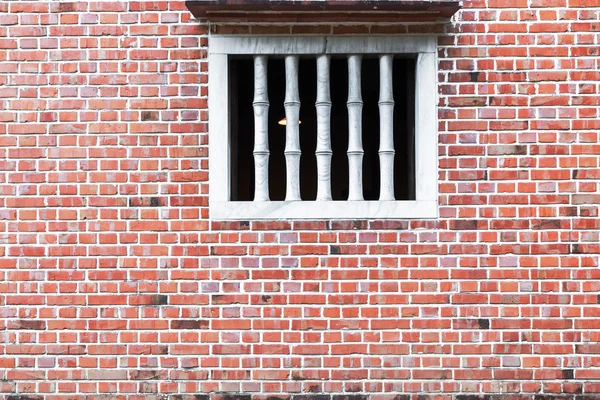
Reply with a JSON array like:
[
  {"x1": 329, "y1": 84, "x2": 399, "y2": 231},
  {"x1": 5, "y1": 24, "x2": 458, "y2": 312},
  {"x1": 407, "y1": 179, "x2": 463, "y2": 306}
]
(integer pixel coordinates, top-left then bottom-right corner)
[{"x1": 186, "y1": 0, "x2": 461, "y2": 20}]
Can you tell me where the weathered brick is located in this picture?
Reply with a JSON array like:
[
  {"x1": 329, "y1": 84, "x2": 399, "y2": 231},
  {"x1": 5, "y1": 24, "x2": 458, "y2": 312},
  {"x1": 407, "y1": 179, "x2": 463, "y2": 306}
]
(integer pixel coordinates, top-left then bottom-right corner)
[
  {"x1": 1, "y1": 0, "x2": 598, "y2": 397},
  {"x1": 171, "y1": 320, "x2": 209, "y2": 330}
]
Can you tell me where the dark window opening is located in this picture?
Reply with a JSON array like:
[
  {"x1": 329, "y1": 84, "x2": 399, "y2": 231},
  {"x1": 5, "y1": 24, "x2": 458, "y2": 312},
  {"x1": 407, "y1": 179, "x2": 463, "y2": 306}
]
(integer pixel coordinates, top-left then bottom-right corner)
[{"x1": 229, "y1": 55, "x2": 416, "y2": 202}]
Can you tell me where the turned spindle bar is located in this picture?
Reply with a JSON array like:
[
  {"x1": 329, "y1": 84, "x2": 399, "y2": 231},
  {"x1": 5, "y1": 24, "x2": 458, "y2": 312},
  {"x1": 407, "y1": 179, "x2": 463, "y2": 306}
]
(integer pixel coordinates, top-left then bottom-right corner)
[
  {"x1": 379, "y1": 54, "x2": 396, "y2": 201},
  {"x1": 284, "y1": 55, "x2": 301, "y2": 201},
  {"x1": 347, "y1": 54, "x2": 364, "y2": 201},
  {"x1": 253, "y1": 55, "x2": 270, "y2": 201},
  {"x1": 316, "y1": 55, "x2": 333, "y2": 201}
]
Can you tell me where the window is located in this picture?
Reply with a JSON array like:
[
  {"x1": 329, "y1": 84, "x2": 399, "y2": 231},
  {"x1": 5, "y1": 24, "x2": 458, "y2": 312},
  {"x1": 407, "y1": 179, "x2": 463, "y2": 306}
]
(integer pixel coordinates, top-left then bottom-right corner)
[{"x1": 209, "y1": 36, "x2": 438, "y2": 220}]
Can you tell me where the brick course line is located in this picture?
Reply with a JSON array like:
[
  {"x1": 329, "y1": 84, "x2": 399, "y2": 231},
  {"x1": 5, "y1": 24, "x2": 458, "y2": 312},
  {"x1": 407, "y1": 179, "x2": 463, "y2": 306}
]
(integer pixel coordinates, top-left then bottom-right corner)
[{"x1": 0, "y1": 0, "x2": 599, "y2": 397}]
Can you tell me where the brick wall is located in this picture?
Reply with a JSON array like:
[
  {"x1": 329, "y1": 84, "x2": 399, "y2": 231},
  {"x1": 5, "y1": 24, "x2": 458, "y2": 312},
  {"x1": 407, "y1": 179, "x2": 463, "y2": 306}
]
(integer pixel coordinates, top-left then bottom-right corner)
[{"x1": 1, "y1": 0, "x2": 600, "y2": 398}]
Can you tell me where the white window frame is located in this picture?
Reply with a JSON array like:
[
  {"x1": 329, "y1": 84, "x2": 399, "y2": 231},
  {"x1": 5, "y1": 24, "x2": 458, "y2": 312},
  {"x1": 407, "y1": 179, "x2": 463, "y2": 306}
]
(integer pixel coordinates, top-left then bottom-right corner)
[{"x1": 208, "y1": 35, "x2": 438, "y2": 220}]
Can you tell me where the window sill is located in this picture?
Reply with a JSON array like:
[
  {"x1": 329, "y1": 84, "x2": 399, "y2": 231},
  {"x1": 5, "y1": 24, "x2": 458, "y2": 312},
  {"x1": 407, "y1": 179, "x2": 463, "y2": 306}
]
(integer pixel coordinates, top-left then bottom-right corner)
[{"x1": 210, "y1": 200, "x2": 437, "y2": 220}]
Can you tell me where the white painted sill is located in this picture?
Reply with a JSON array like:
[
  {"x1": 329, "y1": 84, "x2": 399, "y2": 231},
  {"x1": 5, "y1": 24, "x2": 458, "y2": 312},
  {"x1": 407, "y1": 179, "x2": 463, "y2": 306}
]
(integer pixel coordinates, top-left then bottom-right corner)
[{"x1": 210, "y1": 200, "x2": 438, "y2": 220}]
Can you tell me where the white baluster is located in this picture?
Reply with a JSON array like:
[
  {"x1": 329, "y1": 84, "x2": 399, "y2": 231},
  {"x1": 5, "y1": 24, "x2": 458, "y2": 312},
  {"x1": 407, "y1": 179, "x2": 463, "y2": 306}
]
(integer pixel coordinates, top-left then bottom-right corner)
[
  {"x1": 316, "y1": 55, "x2": 332, "y2": 201},
  {"x1": 347, "y1": 55, "x2": 364, "y2": 201},
  {"x1": 253, "y1": 55, "x2": 270, "y2": 202},
  {"x1": 284, "y1": 55, "x2": 301, "y2": 201},
  {"x1": 379, "y1": 54, "x2": 395, "y2": 201}
]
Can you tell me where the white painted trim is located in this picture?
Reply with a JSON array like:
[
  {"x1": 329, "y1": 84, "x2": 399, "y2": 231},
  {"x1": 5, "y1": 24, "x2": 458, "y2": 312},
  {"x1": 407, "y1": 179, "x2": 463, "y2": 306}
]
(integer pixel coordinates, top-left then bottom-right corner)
[
  {"x1": 208, "y1": 52, "x2": 229, "y2": 203},
  {"x1": 325, "y1": 36, "x2": 436, "y2": 54},
  {"x1": 211, "y1": 201, "x2": 438, "y2": 220},
  {"x1": 208, "y1": 35, "x2": 438, "y2": 220},
  {"x1": 415, "y1": 52, "x2": 438, "y2": 206},
  {"x1": 209, "y1": 36, "x2": 436, "y2": 55},
  {"x1": 210, "y1": 36, "x2": 326, "y2": 55}
]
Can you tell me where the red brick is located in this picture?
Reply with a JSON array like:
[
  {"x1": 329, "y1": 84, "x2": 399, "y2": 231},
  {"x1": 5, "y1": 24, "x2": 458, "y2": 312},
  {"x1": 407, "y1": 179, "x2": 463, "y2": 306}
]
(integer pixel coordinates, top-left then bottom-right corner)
[{"x1": 0, "y1": 0, "x2": 598, "y2": 397}]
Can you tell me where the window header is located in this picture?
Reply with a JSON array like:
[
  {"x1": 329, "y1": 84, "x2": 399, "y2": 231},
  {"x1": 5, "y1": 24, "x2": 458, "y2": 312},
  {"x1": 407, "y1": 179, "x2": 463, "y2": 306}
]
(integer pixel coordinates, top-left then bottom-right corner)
[{"x1": 186, "y1": 0, "x2": 461, "y2": 20}]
